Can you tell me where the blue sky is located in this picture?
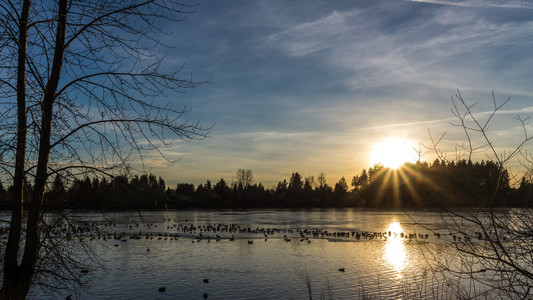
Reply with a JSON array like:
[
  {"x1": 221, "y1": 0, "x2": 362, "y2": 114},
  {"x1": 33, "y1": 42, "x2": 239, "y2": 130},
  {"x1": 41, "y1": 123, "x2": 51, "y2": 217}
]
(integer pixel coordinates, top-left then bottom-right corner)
[{"x1": 145, "y1": 0, "x2": 533, "y2": 187}]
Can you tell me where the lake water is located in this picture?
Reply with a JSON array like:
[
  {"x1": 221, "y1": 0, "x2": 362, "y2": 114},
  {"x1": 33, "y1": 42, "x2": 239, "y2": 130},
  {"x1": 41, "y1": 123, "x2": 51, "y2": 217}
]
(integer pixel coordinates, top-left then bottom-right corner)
[{"x1": 4, "y1": 209, "x2": 476, "y2": 299}]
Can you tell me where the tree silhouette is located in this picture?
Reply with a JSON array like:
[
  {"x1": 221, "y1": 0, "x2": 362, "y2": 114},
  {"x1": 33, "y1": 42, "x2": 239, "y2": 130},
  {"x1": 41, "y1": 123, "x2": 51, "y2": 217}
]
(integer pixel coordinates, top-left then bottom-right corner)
[
  {"x1": 0, "y1": 1, "x2": 209, "y2": 298},
  {"x1": 334, "y1": 177, "x2": 348, "y2": 198},
  {"x1": 236, "y1": 169, "x2": 254, "y2": 188},
  {"x1": 421, "y1": 91, "x2": 533, "y2": 298}
]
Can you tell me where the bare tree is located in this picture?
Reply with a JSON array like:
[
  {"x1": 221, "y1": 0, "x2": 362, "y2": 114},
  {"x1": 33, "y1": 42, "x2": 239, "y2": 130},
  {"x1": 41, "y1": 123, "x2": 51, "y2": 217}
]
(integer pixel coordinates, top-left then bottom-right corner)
[
  {"x1": 236, "y1": 168, "x2": 254, "y2": 188},
  {"x1": 304, "y1": 175, "x2": 315, "y2": 189},
  {"x1": 423, "y1": 90, "x2": 533, "y2": 298},
  {"x1": 0, "y1": 0, "x2": 210, "y2": 298},
  {"x1": 317, "y1": 172, "x2": 326, "y2": 188}
]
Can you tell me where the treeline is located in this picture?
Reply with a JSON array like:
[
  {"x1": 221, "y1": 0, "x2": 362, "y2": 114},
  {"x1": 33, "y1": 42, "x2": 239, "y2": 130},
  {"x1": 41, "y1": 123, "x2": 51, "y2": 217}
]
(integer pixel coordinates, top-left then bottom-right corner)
[
  {"x1": 0, "y1": 160, "x2": 532, "y2": 210},
  {"x1": 352, "y1": 160, "x2": 530, "y2": 208}
]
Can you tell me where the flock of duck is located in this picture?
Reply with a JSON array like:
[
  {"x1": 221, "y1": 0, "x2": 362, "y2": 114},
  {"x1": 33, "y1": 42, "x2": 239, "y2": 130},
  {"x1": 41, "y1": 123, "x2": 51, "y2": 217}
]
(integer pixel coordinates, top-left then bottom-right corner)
[
  {"x1": 29, "y1": 218, "x2": 452, "y2": 245},
  {"x1": 0, "y1": 218, "x2": 490, "y2": 246}
]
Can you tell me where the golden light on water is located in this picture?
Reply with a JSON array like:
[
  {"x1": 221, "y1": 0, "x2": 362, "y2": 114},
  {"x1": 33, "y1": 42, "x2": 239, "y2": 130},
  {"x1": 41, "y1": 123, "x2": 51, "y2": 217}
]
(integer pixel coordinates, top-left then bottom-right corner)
[
  {"x1": 384, "y1": 221, "x2": 407, "y2": 278},
  {"x1": 387, "y1": 221, "x2": 402, "y2": 234}
]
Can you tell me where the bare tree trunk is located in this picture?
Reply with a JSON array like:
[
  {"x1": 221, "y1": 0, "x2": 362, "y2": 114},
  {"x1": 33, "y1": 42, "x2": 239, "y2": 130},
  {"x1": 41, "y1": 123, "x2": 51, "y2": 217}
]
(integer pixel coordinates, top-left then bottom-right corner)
[
  {"x1": 1, "y1": 0, "x2": 31, "y2": 298},
  {"x1": 1, "y1": 0, "x2": 66, "y2": 298},
  {"x1": 22, "y1": 0, "x2": 67, "y2": 295}
]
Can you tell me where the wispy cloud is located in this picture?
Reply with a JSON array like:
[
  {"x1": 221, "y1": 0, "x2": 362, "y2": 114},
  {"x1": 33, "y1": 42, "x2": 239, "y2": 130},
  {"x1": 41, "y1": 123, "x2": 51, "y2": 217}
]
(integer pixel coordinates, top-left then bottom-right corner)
[
  {"x1": 407, "y1": 0, "x2": 533, "y2": 9},
  {"x1": 268, "y1": 10, "x2": 358, "y2": 57},
  {"x1": 143, "y1": 0, "x2": 533, "y2": 186},
  {"x1": 270, "y1": 4, "x2": 533, "y2": 95},
  {"x1": 363, "y1": 117, "x2": 455, "y2": 130}
]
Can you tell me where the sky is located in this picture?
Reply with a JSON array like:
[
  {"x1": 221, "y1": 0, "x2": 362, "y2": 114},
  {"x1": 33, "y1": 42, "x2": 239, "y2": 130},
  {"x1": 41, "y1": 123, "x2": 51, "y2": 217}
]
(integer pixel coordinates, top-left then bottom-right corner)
[{"x1": 145, "y1": 0, "x2": 533, "y2": 188}]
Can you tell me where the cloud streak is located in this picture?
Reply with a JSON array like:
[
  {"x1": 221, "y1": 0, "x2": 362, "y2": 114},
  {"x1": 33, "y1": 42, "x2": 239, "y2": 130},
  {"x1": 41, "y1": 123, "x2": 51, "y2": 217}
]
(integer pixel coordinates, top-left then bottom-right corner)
[{"x1": 407, "y1": 0, "x2": 533, "y2": 9}]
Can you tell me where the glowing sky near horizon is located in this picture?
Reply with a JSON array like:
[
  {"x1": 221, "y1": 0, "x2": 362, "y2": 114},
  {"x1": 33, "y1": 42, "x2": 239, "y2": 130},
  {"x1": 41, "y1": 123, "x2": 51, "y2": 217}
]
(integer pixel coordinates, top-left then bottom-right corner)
[{"x1": 144, "y1": 0, "x2": 533, "y2": 187}]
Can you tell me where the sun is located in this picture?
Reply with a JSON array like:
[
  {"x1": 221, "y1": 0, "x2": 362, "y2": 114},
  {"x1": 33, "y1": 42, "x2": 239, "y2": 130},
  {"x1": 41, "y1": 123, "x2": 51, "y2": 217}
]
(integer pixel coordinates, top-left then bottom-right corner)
[{"x1": 370, "y1": 138, "x2": 418, "y2": 169}]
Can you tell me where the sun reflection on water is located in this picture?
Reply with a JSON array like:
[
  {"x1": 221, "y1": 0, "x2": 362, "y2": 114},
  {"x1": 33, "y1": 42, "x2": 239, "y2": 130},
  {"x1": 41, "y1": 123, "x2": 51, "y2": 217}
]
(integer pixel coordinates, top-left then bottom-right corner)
[{"x1": 384, "y1": 221, "x2": 407, "y2": 278}]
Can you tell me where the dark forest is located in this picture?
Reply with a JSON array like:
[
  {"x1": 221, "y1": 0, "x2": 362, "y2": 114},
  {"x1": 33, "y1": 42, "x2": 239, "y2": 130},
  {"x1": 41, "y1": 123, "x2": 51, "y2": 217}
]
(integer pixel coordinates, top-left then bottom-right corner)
[{"x1": 1, "y1": 159, "x2": 531, "y2": 210}]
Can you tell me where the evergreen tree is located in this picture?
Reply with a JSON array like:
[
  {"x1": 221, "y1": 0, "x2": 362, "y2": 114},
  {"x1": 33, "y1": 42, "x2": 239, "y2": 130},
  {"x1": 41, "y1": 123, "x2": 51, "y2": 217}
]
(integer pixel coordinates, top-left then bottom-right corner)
[
  {"x1": 288, "y1": 172, "x2": 303, "y2": 199},
  {"x1": 334, "y1": 177, "x2": 349, "y2": 202}
]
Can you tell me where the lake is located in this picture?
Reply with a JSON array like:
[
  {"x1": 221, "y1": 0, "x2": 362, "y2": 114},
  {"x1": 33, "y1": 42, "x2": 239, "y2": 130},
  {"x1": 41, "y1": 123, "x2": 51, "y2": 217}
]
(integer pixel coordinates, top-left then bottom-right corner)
[{"x1": 3, "y1": 209, "x2": 482, "y2": 299}]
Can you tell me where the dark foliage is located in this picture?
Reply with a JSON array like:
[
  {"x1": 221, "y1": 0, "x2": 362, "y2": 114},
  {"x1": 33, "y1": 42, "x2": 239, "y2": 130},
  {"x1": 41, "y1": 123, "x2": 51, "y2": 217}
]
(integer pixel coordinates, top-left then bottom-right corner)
[{"x1": 3, "y1": 160, "x2": 530, "y2": 210}]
